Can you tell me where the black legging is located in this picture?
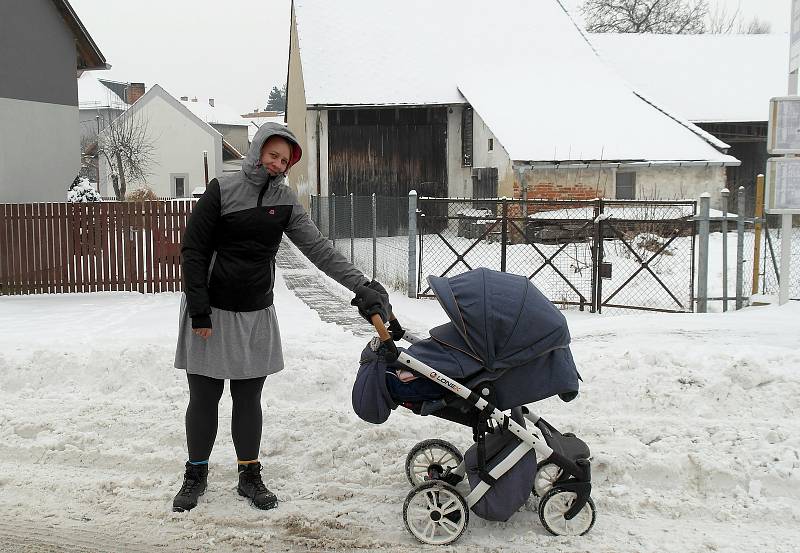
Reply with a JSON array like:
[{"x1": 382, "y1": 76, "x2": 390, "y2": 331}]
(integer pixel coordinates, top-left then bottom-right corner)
[{"x1": 185, "y1": 373, "x2": 267, "y2": 462}]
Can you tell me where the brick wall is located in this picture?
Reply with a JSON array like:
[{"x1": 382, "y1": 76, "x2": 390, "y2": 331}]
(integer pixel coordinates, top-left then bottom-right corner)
[{"x1": 514, "y1": 166, "x2": 612, "y2": 200}]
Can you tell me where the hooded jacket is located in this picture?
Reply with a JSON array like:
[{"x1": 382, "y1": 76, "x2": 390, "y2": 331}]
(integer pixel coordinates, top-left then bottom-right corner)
[{"x1": 181, "y1": 123, "x2": 367, "y2": 327}]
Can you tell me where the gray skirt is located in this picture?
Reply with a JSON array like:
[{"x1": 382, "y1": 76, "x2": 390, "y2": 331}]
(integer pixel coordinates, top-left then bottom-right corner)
[{"x1": 174, "y1": 294, "x2": 284, "y2": 380}]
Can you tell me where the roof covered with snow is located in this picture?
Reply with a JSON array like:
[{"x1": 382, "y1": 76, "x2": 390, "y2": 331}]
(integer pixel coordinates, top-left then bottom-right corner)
[
  {"x1": 589, "y1": 33, "x2": 790, "y2": 123},
  {"x1": 294, "y1": 0, "x2": 738, "y2": 163},
  {"x1": 178, "y1": 97, "x2": 247, "y2": 127},
  {"x1": 78, "y1": 73, "x2": 127, "y2": 109},
  {"x1": 246, "y1": 115, "x2": 286, "y2": 142}
]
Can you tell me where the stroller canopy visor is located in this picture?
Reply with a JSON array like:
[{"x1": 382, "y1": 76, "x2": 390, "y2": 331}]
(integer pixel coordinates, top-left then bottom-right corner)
[{"x1": 428, "y1": 268, "x2": 571, "y2": 371}]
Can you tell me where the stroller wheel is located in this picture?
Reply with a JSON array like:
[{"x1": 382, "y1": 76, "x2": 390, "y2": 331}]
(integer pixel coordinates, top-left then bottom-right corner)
[
  {"x1": 532, "y1": 462, "x2": 563, "y2": 497},
  {"x1": 405, "y1": 439, "x2": 463, "y2": 486},
  {"x1": 538, "y1": 488, "x2": 596, "y2": 536},
  {"x1": 403, "y1": 481, "x2": 469, "y2": 545}
]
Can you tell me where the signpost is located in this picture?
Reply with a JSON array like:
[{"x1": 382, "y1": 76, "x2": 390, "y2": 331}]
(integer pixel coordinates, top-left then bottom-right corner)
[
  {"x1": 766, "y1": 96, "x2": 800, "y2": 305},
  {"x1": 791, "y1": 0, "x2": 800, "y2": 94}
]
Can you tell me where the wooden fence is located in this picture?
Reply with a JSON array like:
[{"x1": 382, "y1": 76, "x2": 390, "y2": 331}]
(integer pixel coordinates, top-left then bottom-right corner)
[{"x1": 0, "y1": 200, "x2": 195, "y2": 295}]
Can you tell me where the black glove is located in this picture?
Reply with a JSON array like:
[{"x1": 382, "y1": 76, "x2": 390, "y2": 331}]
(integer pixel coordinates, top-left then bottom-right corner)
[
  {"x1": 378, "y1": 338, "x2": 399, "y2": 364},
  {"x1": 351, "y1": 280, "x2": 390, "y2": 323},
  {"x1": 388, "y1": 318, "x2": 405, "y2": 342}
]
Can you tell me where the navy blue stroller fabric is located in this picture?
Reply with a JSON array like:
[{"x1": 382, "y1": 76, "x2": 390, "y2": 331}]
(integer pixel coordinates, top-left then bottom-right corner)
[{"x1": 352, "y1": 268, "x2": 581, "y2": 421}]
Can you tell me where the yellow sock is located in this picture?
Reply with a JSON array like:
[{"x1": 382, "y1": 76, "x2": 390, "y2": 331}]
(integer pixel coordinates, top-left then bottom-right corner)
[{"x1": 237, "y1": 459, "x2": 259, "y2": 465}]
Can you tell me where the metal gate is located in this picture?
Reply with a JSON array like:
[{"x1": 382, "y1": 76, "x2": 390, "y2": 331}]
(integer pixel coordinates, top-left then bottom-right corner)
[{"x1": 416, "y1": 197, "x2": 696, "y2": 313}]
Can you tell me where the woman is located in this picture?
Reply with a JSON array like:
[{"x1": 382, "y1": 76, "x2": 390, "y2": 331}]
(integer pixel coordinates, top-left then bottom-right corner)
[{"x1": 172, "y1": 123, "x2": 389, "y2": 512}]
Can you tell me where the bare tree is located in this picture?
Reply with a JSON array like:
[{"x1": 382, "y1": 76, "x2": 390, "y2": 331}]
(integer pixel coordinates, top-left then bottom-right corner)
[
  {"x1": 707, "y1": 4, "x2": 772, "y2": 34},
  {"x1": 98, "y1": 110, "x2": 157, "y2": 200},
  {"x1": 79, "y1": 134, "x2": 99, "y2": 183},
  {"x1": 580, "y1": 0, "x2": 709, "y2": 34}
]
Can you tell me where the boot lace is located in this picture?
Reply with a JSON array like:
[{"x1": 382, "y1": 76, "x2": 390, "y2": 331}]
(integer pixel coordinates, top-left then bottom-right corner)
[
  {"x1": 179, "y1": 471, "x2": 202, "y2": 497},
  {"x1": 243, "y1": 471, "x2": 269, "y2": 495}
]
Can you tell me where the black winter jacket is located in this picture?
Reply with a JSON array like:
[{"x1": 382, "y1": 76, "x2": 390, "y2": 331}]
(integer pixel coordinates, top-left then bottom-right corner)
[{"x1": 181, "y1": 124, "x2": 367, "y2": 328}]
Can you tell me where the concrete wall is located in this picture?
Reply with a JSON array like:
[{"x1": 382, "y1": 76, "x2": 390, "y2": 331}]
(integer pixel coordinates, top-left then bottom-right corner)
[
  {"x1": 211, "y1": 123, "x2": 249, "y2": 155},
  {"x1": 0, "y1": 0, "x2": 76, "y2": 107},
  {"x1": 0, "y1": 97, "x2": 80, "y2": 202},
  {"x1": 304, "y1": 109, "x2": 328, "y2": 198},
  {"x1": 0, "y1": 0, "x2": 85, "y2": 202},
  {"x1": 99, "y1": 92, "x2": 222, "y2": 198},
  {"x1": 285, "y1": 5, "x2": 310, "y2": 198},
  {"x1": 446, "y1": 105, "x2": 513, "y2": 198},
  {"x1": 513, "y1": 164, "x2": 727, "y2": 208}
]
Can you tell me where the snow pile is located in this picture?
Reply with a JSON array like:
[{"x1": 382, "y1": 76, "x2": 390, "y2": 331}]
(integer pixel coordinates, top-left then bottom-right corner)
[
  {"x1": 67, "y1": 176, "x2": 101, "y2": 203},
  {"x1": 0, "y1": 267, "x2": 798, "y2": 551}
]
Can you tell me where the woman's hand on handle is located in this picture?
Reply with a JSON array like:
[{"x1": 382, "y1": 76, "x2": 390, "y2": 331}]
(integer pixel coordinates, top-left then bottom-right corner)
[
  {"x1": 351, "y1": 280, "x2": 390, "y2": 323},
  {"x1": 370, "y1": 314, "x2": 399, "y2": 363}
]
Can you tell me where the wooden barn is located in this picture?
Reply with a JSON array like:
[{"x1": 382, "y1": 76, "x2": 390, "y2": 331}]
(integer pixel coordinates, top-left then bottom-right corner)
[{"x1": 285, "y1": 0, "x2": 739, "y2": 209}]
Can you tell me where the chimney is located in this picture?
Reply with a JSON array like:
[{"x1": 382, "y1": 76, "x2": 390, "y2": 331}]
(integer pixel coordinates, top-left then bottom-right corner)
[
  {"x1": 126, "y1": 82, "x2": 145, "y2": 104},
  {"x1": 180, "y1": 96, "x2": 189, "y2": 101},
  {"x1": 209, "y1": 98, "x2": 215, "y2": 107}
]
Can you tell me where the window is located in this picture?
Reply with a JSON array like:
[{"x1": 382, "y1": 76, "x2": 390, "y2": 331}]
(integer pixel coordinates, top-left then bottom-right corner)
[
  {"x1": 616, "y1": 172, "x2": 636, "y2": 200},
  {"x1": 488, "y1": 138, "x2": 493, "y2": 151},
  {"x1": 462, "y1": 106, "x2": 473, "y2": 167},
  {"x1": 171, "y1": 173, "x2": 189, "y2": 198}
]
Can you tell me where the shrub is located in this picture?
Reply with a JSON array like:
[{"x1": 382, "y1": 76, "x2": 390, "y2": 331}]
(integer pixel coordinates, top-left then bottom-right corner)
[
  {"x1": 67, "y1": 175, "x2": 101, "y2": 203},
  {"x1": 126, "y1": 185, "x2": 159, "y2": 202}
]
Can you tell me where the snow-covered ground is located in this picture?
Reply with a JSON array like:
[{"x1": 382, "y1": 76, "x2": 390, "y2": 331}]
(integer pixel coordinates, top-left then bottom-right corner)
[{"x1": 1, "y1": 266, "x2": 799, "y2": 552}]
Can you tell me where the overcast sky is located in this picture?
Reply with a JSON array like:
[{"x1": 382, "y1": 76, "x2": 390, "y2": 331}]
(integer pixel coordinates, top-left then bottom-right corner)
[{"x1": 70, "y1": 0, "x2": 791, "y2": 115}]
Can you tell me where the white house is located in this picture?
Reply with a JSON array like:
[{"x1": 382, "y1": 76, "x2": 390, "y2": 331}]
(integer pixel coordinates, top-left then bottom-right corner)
[
  {"x1": 286, "y1": 0, "x2": 739, "y2": 208},
  {"x1": 178, "y1": 95, "x2": 249, "y2": 164},
  {"x1": 99, "y1": 85, "x2": 224, "y2": 199}
]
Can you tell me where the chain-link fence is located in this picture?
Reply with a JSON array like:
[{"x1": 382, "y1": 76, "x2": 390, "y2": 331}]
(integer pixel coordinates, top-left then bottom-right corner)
[
  {"x1": 597, "y1": 200, "x2": 696, "y2": 313},
  {"x1": 307, "y1": 193, "x2": 798, "y2": 309},
  {"x1": 417, "y1": 198, "x2": 598, "y2": 309},
  {"x1": 760, "y1": 216, "x2": 800, "y2": 299},
  {"x1": 310, "y1": 194, "x2": 410, "y2": 291}
]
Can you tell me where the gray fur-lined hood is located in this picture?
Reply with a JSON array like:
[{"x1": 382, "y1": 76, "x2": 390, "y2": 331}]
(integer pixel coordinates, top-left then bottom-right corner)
[{"x1": 242, "y1": 123, "x2": 302, "y2": 185}]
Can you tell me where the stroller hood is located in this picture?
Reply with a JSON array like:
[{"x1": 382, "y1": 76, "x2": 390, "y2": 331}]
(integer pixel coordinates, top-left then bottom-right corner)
[{"x1": 428, "y1": 268, "x2": 571, "y2": 371}]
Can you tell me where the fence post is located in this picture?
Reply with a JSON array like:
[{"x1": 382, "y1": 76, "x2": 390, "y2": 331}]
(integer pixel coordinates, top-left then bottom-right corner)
[
  {"x1": 407, "y1": 190, "x2": 418, "y2": 298},
  {"x1": 330, "y1": 192, "x2": 336, "y2": 247},
  {"x1": 591, "y1": 199, "x2": 603, "y2": 313},
  {"x1": 697, "y1": 193, "x2": 710, "y2": 313},
  {"x1": 736, "y1": 186, "x2": 745, "y2": 310},
  {"x1": 371, "y1": 193, "x2": 377, "y2": 282},
  {"x1": 721, "y1": 188, "x2": 729, "y2": 312},
  {"x1": 309, "y1": 194, "x2": 315, "y2": 226},
  {"x1": 752, "y1": 175, "x2": 764, "y2": 295},
  {"x1": 349, "y1": 192, "x2": 355, "y2": 263},
  {"x1": 500, "y1": 199, "x2": 508, "y2": 273}
]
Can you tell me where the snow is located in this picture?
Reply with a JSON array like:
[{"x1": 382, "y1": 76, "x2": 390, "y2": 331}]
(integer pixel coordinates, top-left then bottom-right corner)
[
  {"x1": 178, "y1": 97, "x2": 247, "y2": 127},
  {"x1": 1, "y1": 243, "x2": 798, "y2": 551},
  {"x1": 589, "y1": 33, "x2": 790, "y2": 123},
  {"x1": 247, "y1": 116, "x2": 286, "y2": 142},
  {"x1": 295, "y1": 0, "x2": 738, "y2": 163},
  {"x1": 78, "y1": 73, "x2": 127, "y2": 109}
]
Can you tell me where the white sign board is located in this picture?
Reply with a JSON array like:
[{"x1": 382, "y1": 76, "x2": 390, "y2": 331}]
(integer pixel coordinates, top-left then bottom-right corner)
[
  {"x1": 792, "y1": 0, "x2": 800, "y2": 79},
  {"x1": 766, "y1": 157, "x2": 800, "y2": 214},
  {"x1": 768, "y1": 97, "x2": 800, "y2": 154}
]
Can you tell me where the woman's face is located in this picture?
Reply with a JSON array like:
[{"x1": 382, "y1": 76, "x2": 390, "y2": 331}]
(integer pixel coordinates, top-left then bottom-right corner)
[{"x1": 259, "y1": 136, "x2": 292, "y2": 176}]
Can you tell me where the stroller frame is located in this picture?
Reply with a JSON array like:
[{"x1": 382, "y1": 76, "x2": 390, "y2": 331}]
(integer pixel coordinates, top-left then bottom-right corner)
[{"x1": 396, "y1": 348, "x2": 592, "y2": 520}]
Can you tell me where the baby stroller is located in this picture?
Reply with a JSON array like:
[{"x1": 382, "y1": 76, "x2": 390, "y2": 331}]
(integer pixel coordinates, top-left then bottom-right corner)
[{"x1": 352, "y1": 268, "x2": 596, "y2": 545}]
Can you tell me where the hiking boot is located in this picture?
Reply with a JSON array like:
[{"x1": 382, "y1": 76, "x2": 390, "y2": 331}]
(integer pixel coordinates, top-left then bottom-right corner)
[
  {"x1": 237, "y1": 462, "x2": 277, "y2": 510},
  {"x1": 172, "y1": 462, "x2": 208, "y2": 512}
]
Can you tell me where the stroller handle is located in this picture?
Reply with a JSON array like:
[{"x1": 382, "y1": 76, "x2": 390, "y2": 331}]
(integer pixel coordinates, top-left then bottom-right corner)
[{"x1": 370, "y1": 313, "x2": 391, "y2": 342}]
